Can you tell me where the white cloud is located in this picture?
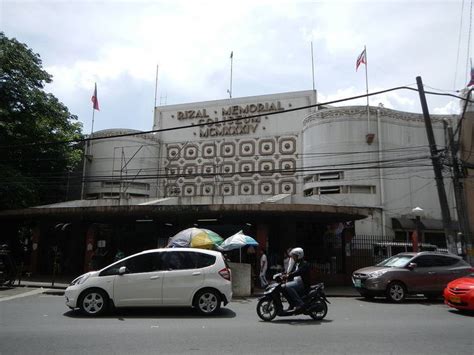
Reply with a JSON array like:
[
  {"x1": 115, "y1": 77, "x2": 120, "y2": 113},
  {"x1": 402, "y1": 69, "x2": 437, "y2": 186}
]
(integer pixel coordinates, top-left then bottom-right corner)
[
  {"x1": 433, "y1": 100, "x2": 460, "y2": 115},
  {"x1": 3, "y1": 0, "x2": 467, "y2": 133}
]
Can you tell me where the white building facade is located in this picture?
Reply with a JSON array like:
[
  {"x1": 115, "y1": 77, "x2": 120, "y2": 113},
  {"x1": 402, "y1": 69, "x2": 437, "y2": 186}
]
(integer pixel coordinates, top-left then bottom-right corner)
[
  {"x1": 82, "y1": 90, "x2": 458, "y2": 244},
  {"x1": 302, "y1": 105, "x2": 457, "y2": 241}
]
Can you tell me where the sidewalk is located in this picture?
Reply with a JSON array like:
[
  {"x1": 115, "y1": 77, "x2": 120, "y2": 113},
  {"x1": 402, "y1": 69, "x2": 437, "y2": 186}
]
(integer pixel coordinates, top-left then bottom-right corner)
[{"x1": 9, "y1": 279, "x2": 360, "y2": 297}]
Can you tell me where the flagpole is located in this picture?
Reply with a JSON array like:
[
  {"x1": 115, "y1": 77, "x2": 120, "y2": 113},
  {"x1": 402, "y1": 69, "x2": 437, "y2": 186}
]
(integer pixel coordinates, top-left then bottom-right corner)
[
  {"x1": 364, "y1": 45, "x2": 370, "y2": 132},
  {"x1": 228, "y1": 51, "x2": 233, "y2": 98},
  {"x1": 154, "y1": 64, "x2": 159, "y2": 108},
  {"x1": 311, "y1": 41, "x2": 317, "y2": 111},
  {"x1": 82, "y1": 83, "x2": 98, "y2": 199},
  {"x1": 311, "y1": 42, "x2": 315, "y2": 91}
]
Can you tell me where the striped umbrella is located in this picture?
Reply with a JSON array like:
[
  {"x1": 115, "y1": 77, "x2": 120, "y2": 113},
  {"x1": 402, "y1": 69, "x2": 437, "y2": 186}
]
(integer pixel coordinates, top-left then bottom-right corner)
[{"x1": 167, "y1": 228, "x2": 224, "y2": 250}]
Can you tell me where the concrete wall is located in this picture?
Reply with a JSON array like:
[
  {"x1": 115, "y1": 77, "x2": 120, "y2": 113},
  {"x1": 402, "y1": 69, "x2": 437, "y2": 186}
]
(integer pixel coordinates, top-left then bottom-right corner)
[
  {"x1": 85, "y1": 129, "x2": 160, "y2": 199},
  {"x1": 302, "y1": 105, "x2": 458, "y2": 236},
  {"x1": 228, "y1": 262, "x2": 252, "y2": 297}
]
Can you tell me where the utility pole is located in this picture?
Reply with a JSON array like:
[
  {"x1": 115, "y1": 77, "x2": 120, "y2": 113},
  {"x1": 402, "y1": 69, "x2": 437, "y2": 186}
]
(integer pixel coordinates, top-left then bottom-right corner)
[
  {"x1": 416, "y1": 76, "x2": 457, "y2": 253},
  {"x1": 448, "y1": 124, "x2": 471, "y2": 257}
]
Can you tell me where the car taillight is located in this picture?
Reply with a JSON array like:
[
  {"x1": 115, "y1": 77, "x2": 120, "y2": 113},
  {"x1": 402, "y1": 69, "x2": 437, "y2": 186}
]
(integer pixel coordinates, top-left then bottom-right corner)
[{"x1": 219, "y1": 268, "x2": 231, "y2": 281}]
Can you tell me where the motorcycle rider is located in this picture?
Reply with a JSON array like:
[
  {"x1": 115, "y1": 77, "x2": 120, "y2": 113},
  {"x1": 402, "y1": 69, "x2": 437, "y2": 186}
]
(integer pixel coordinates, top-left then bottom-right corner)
[{"x1": 282, "y1": 247, "x2": 310, "y2": 312}]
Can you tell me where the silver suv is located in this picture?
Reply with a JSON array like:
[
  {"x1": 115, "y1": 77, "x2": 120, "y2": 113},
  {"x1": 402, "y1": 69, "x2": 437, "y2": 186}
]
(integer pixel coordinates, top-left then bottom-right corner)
[{"x1": 352, "y1": 252, "x2": 473, "y2": 302}]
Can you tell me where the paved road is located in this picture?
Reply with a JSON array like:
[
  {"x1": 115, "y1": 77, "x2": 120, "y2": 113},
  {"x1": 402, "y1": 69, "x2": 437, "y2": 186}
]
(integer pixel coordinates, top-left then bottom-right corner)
[{"x1": 1, "y1": 289, "x2": 473, "y2": 354}]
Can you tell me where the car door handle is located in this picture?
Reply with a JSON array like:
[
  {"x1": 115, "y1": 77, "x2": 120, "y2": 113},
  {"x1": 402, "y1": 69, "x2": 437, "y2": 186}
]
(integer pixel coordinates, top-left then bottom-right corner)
[
  {"x1": 428, "y1": 271, "x2": 436, "y2": 275},
  {"x1": 192, "y1": 272, "x2": 202, "y2": 276},
  {"x1": 150, "y1": 275, "x2": 160, "y2": 280}
]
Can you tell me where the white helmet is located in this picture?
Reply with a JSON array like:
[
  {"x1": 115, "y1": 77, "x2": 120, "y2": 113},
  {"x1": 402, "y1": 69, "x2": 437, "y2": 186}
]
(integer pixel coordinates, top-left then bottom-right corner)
[{"x1": 289, "y1": 247, "x2": 304, "y2": 260}]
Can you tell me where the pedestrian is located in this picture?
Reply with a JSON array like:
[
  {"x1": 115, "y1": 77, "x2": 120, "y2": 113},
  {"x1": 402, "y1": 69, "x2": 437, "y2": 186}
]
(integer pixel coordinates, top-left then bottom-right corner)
[
  {"x1": 114, "y1": 249, "x2": 125, "y2": 262},
  {"x1": 259, "y1": 249, "x2": 268, "y2": 288}
]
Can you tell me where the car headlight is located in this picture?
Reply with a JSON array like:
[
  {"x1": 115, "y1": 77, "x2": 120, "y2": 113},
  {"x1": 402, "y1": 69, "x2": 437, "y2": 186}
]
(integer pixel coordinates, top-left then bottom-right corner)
[
  {"x1": 70, "y1": 273, "x2": 91, "y2": 286},
  {"x1": 368, "y1": 271, "x2": 385, "y2": 279}
]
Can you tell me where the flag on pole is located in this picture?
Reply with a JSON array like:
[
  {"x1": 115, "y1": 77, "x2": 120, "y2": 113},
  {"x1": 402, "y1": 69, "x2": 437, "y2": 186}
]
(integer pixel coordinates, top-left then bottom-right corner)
[
  {"x1": 467, "y1": 67, "x2": 474, "y2": 87},
  {"x1": 230, "y1": 51, "x2": 233, "y2": 59},
  {"x1": 91, "y1": 83, "x2": 100, "y2": 110},
  {"x1": 356, "y1": 49, "x2": 367, "y2": 71}
]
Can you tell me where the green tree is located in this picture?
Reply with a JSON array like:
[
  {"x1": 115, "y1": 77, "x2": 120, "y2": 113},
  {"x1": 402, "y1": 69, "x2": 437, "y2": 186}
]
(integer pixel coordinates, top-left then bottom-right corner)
[{"x1": 0, "y1": 32, "x2": 83, "y2": 209}]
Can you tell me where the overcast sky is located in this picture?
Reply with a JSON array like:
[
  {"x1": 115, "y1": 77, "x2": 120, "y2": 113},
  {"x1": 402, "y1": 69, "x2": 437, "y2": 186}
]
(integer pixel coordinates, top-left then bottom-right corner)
[{"x1": 2, "y1": 0, "x2": 471, "y2": 133}]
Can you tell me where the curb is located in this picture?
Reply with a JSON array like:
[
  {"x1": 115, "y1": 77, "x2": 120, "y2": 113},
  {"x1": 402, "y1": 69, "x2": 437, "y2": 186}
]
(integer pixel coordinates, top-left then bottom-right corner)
[{"x1": 11, "y1": 284, "x2": 360, "y2": 298}]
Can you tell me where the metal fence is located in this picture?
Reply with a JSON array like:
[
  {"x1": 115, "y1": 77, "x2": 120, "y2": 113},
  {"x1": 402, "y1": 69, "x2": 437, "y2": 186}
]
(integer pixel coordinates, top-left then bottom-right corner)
[{"x1": 347, "y1": 234, "x2": 469, "y2": 273}]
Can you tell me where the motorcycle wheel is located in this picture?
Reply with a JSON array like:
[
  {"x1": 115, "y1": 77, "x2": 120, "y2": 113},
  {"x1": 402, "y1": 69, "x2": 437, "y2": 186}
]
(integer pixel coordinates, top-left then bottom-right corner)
[
  {"x1": 309, "y1": 301, "x2": 328, "y2": 320},
  {"x1": 256, "y1": 298, "x2": 277, "y2": 322}
]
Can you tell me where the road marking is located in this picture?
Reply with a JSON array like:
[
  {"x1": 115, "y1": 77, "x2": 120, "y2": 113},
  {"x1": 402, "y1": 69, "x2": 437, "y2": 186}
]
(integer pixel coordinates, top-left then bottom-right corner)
[{"x1": 0, "y1": 288, "x2": 47, "y2": 302}]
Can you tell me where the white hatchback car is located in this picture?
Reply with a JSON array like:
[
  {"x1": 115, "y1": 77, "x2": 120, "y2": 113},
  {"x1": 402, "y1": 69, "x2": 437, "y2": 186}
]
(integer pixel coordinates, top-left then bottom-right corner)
[{"x1": 65, "y1": 248, "x2": 232, "y2": 316}]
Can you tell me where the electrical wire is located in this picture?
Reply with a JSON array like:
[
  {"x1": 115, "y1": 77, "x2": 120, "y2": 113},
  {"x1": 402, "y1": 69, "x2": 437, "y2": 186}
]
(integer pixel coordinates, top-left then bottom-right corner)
[{"x1": 0, "y1": 85, "x2": 472, "y2": 150}]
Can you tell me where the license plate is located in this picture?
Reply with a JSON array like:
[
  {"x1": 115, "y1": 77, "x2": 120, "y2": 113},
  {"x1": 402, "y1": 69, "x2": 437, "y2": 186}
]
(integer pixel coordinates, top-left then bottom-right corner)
[
  {"x1": 353, "y1": 279, "x2": 361, "y2": 288},
  {"x1": 450, "y1": 296, "x2": 461, "y2": 304}
]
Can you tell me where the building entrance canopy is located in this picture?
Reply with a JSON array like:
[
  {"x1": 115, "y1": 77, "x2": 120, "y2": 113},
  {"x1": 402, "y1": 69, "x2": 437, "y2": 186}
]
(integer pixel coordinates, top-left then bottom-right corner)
[{"x1": 0, "y1": 201, "x2": 371, "y2": 224}]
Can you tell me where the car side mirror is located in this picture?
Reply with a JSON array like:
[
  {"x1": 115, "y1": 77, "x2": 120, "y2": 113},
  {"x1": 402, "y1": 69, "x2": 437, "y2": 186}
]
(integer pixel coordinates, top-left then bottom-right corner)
[
  {"x1": 407, "y1": 262, "x2": 417, "y2": 270},
  {"x1": 118, "y1": 266, "x2": 128, "y2": 275}
]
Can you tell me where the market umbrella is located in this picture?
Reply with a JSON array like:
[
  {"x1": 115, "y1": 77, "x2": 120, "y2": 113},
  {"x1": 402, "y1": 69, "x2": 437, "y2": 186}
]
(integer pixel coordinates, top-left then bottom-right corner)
[
  {"x1": 219, "y1": 231, "x2": 259, "y2": 262},
  {"x1": 167, "y1": 228, "x2": 224, "y2": 249}
]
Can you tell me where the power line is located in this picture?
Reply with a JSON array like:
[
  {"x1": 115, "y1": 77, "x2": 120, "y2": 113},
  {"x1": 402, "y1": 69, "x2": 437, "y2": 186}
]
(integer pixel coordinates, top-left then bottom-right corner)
[{"x1": 0, "y1": 85, "x2": 470, "y2": 150}]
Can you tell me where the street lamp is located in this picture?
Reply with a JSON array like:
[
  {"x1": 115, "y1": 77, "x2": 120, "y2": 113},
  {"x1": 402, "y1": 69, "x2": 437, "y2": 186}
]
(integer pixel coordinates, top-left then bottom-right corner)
[{"x1": 411, "y1": 207, "x2": 424, "y2": 252}]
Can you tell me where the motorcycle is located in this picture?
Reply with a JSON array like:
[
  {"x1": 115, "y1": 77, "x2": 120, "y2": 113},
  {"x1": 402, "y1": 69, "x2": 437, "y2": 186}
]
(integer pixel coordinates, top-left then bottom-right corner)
[{"x1": 256, "y1": 273, "x2": 330, "y2": 322}]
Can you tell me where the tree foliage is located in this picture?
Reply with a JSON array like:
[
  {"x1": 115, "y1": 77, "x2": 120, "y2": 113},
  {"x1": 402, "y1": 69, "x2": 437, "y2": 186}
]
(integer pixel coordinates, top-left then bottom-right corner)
[{"x1": 0, "y1": 32, "x2": 83, "y2": 209}]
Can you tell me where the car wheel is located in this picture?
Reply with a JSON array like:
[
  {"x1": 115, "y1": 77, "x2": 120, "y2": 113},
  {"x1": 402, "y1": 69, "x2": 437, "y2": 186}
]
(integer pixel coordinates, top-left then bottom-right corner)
[
  {"x1": 194, "y1": 289, "x2": 221, "y2": 315},
  {"x1": 79, "y1": 288, "x2": 108, "y2": 316},
  {"x1": 386, "y1": 281, "x2": 406, "y2": 303},
  {"x1": 257, "y1": 298, "x2": 277, "y2": 321}
]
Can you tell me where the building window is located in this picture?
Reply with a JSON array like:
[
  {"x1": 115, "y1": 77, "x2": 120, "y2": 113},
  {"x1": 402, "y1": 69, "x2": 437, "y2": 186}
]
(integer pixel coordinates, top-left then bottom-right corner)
[
  {"x1": 318, "y1": 171, "x2": 343, "y2": 181},
  {"x1": 318, "y1": 186, "x2": 341, "y2": 194},
  {"x1": 349, "y1": 185, "x2": 375, "y2": 194}
]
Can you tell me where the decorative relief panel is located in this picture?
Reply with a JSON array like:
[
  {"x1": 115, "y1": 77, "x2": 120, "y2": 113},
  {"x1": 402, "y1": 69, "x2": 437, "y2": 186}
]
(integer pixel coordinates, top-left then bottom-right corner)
[
  {"x1": 201, "y1": 183, "x2": 215, "y2": 196},
  {"x1": 239, "y1": 141, "x2": 255, "y2": 157},
  {"x1": 183, "y1": 164, "x2": 197, "y2": 178},
  {"x1": 239, "y1": 181, "x2": 254, "y2": 195},
  {"x1": 202, "y1": 163, "x2": 215, "y2": 178},
  {"x1": 302, "y1": 106, "x2": 450, "y2": 127},
  {"x1": 280, "y1": 159, "x2": 296, "y2": 175},
  {"x1": 259, "y1": 160, "x2": 275, "y2": 176},
  {"x1": 279, "y1": 137, "x2": 296, "y2": 154},
  {"x1": 221, "y1": 142, "x2": 235, "y2": 157},
  {"x1": 259, "y1": 139, "x2": 275, "y2": 155},
  {"x1": 220, "y1": 182, "x2": 234, "y2": 195},
  {"x1": 167, "y1": 145, "x2": 181, "y2": 159},
  {"x1": 184, "y1": 145, "x2": 198, "y2": 160},
  {"x1": 221, "y1": 162, "x2": 235, "y2": 177},
  {"x1": 163, "y1": 135, "x2": 298, "y2": 198},
  {"x1": 239, "y1": 161, "x2": 255, "y2": 177},
  {"x1": 202, "y1": 143, "x2": 217, "y2": 158},
  {"x1": 166, "y1": 164, "x2": 181, "y2": 176},
  {"x1": 183, "y1": 183, "x2": 197, "y2": 196},
  {"x1": 259, "y1": 180, "x2": 275, "y2": 195},
  {"x1": 279, "y1": 180, "x2": 296, "y2": 194},
  {"x1": 165, "y1": 183, "x2": 180, "y2": 196}
]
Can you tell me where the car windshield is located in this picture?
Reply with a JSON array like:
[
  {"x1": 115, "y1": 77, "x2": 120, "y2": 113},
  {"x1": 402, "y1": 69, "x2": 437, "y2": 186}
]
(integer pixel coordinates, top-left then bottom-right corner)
[{"x1": 376, "y1": 254, "x2": 413, "y2": 267}]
